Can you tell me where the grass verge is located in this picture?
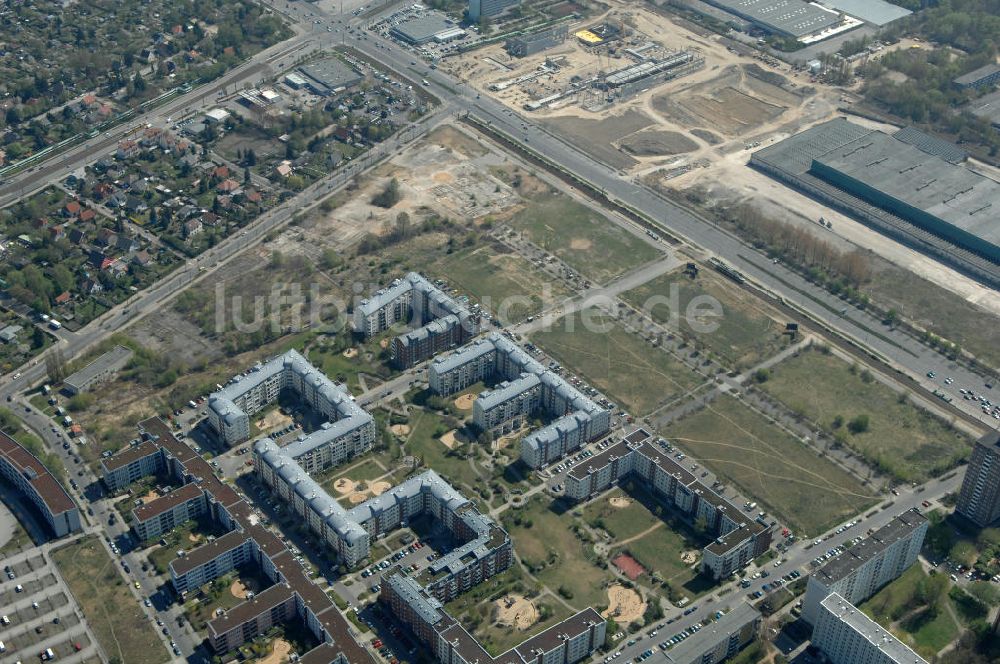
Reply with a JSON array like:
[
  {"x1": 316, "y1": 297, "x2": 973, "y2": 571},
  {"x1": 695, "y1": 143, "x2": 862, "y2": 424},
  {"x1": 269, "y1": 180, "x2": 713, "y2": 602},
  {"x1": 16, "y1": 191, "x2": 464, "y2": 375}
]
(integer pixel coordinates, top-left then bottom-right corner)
[{"x1": 52, "y1": 535, "x2": 168, "y2": 664}]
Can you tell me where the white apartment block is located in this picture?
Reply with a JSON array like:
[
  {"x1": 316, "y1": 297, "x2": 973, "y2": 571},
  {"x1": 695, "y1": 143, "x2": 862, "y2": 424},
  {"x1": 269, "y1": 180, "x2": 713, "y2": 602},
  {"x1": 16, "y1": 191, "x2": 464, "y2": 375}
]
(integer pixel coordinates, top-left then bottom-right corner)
[
  {"x1": 207, "y1": 349, "x2": 375, "y2": 452},
  {"x1": 353, "y1": 273, "x2": 478, "y2": 368},
  {"x1": 803, "y1": 510, "x2": 928, "y2": 624},
  {"x1": 812, "y1": 593, "x2": 927, "y2": 664},
  {"x1": 428, "y1": 339, "x2": 497, "y2": 395},
  {"x1": 565, "y1": 430, "x2": 771, "y2": 580},
  {"x1": 472, "y1": 374, "x2": 542, "y2": 434},
  {"x1": 430, "y1": 333, "x2": 610, "y2": 467},
  {"x1": 255, "y1": 436, "x2": 511, "y2": 573}
]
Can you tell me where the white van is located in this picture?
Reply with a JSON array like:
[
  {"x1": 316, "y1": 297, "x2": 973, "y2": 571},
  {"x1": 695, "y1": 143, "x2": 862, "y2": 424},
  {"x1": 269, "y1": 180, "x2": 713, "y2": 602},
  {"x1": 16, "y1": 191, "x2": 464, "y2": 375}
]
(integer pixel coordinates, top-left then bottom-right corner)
[{"x1": 0, "y1": 614, "x2": 8, "y2": 624}]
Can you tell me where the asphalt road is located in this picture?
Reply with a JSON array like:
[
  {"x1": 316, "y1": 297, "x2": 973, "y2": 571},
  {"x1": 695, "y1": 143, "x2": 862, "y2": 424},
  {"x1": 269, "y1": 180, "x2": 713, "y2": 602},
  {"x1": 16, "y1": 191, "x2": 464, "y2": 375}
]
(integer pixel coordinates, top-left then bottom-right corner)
[
  {"x1": 0, "y1": 2, "x2": 989, "y2": 662},
  {"x1": 298, "y1": 4, "x2": 998, "y2": 435}
]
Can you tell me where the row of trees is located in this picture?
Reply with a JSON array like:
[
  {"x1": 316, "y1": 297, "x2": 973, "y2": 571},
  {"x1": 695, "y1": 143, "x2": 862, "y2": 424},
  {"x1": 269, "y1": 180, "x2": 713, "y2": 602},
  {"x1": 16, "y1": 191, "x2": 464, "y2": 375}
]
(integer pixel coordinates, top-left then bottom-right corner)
[{"x1": 717, "y1": 201, "x2": 872, "y2": 288}]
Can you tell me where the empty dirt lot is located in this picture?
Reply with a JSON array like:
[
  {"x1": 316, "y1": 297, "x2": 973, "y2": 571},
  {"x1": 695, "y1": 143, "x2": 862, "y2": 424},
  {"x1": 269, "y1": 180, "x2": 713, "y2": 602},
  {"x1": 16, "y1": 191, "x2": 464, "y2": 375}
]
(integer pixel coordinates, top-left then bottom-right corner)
[{"x1": 651, "y1": 65, "x2": 797, "y2": 139}]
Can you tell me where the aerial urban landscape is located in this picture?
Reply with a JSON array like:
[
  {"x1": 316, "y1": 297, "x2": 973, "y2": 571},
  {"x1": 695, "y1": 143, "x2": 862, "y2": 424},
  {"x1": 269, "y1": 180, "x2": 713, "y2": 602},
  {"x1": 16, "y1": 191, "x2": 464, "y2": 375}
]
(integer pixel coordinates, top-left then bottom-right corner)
[{"x1": 1, "y1": 0, "x2": 1000, "y2": 663}]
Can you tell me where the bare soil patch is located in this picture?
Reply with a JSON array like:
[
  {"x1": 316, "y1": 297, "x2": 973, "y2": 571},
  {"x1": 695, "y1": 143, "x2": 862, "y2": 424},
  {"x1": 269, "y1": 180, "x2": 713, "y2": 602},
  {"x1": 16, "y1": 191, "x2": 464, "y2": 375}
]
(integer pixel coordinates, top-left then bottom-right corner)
[
  {"x1": 390, "y1": 424, "x2": 411, "y2": 436},
  {"x1": 370, "y1": 481, "x2": 392, "y2": 496},
  {"x1": 494, "y1": 594, "x2": 539, "y2": 631},
  {"x1": 619, "y1": 130, "x2": 698, "y2": 156},
  {"x1": 539, "y1": 109, "x2": 654, "y2": 170},
  {"x1": 230, "y1": 577, "x2": 259, "y2": 600},
  {"x1": 569, "y1": 238, "x2": 593, "y2": 251},
  {"x1": 601, "y1": 584, "x2": 646, "y2": 624},
  {"x1": 425, "y1": 125, "x2": 488, "y2": 158},
  {"x1": 342, "y1": 347, "x2": 359, "y2": 358},
  {"x1": 334, "y1": 478, "x2": 356, "y2": 495},
  {"x1": 454, "y1": 393, "x2": 475, "y2": 410},
  {"x1": 609, "y1": 496, "x2": 633, "y2": 508},
  {"x1": 691, "y1": 128, "x2": 722, "y2": 145},
  {"x1": 257, "y1": 410, "x2": 292, "y2": 432},
  {"x1": 652, "y1": 67, "x2": 791, "y2": 138},
  {"x1": 440, "y1": 429, "x2": 459, "y2": 450},
  {"x1": 259, "y1": 638, "x2": 291, "y2": 664}
]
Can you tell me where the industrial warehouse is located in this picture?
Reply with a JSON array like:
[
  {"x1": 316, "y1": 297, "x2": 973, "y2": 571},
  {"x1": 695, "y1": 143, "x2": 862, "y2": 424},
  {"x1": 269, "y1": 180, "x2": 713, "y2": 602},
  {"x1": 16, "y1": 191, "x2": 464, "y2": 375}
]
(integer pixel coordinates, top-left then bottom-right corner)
[{"x1": 751, "y1": 118, "x2": 1000, "y2": 286}]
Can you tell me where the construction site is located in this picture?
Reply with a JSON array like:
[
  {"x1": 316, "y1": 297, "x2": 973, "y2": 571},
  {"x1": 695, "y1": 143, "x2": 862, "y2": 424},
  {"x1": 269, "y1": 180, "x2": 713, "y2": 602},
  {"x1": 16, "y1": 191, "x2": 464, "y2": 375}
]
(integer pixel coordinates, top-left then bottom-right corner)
[{"x1": 444, "y1": 5, "x2": 708, "y2": 114}]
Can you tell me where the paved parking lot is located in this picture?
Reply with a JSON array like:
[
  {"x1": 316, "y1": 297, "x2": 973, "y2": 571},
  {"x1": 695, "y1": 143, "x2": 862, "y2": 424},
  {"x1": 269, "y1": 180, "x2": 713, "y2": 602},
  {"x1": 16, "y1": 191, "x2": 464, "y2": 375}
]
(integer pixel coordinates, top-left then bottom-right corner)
[{"x1": 0, "y1": 545, "x2": 103, "y2": 663}]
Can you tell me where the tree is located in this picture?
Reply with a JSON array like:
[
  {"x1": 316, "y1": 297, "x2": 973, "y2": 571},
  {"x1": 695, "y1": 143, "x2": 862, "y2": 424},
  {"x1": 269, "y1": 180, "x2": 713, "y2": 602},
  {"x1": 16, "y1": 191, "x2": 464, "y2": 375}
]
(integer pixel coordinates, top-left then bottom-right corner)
[
  {"x1": 52, "y1": 264, "x2": 74, "y2": 293},
  {"x1": 45, "y1": 348, "x2": 68, "y2": 383},
  {"x1": 31, "y1": 326, "x2": 46, "y2": 349},
  {"x1": 371, "y1": 177, "x2": 401, "y2": 208},
  {"x1": 966, "y1": 581, "x2": 1000, "y2": 608},
  {"x1": 847, "y1": 414, "x2": 870, "y2": 434},
  {"x1": 320, "y1": 248, "x2": 342, "y2": 271}
]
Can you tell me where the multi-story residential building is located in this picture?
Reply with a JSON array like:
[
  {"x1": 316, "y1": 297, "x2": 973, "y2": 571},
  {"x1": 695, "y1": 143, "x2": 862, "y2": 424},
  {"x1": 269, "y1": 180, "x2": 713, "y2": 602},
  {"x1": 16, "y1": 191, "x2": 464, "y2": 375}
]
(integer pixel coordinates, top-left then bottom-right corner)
[
  {"x1": 207, "y1": 583, "x2": 297, "y2": 653},
  {"x1": 812, "y1": 593, "x2": 928, "y2": 664},
  {"x1": 382, "y1": 572, "x2": 606, "y2": 664},
  {"x1": 132, "y1": 482, "x2": 207, "y2": 541},
  {"x1": 207, "y1": 349, "x2": 375, "y2": 450},
  {"x1": 354, "y1": 273, "x2": 479, "y2": 368},
  {"x1": 564, "y1": 429, "x2": 771, "y2": 579},
  {"x1": 0, "y1": 432, "x2": 81, "y2": 537},
  {"x1": 255, "y1": 437, "x2": 512, "y2": 574},
  {"x1": 170, "y1": 530, "x2": 254, "y2": 594},
  {"x1": 473, "y1": 374, "x2": 542, "y2": 434},
  {"x1": 802, "y1": 510, "x2": 928, "y2": 624},
  {"x1": 430, "y1": 332, "x2": 610, "y2": 467},
  {"x1": 100, "y1": 439, "x2": 164, "y2": 492},
  {"x1": 661, "y1": 602, "x2": 760, "y2": 664},
  {"x1": 101, "y1": 417, "x2": 373, "y2": 663},
  {"x1": 428, "y1": 338, "x2": 496, "y2": 396},
  {"x1": 956, "y1": 431, "x2": 1000, "y2": 527}
]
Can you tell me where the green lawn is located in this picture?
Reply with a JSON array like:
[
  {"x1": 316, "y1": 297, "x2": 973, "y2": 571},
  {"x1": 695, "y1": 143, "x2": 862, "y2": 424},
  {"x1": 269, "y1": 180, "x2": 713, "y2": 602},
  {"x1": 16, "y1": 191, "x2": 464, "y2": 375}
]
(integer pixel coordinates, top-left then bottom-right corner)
[
  {"x1": 52, "y1": 536, "x2": 169, "y2": 664},
  {"x1": 584, "y1": 488, "x2": 663, "y2": 541},
  {"x1": 507, "y1": 191, "x2": 660, "y2": 283},
  {"x1": 183, "y1": 571, "x2": 249, "y2": 631},
  {"x1": 584, "y1": 489, "x2": 700, "y2": 586},
  {"x1": 0, "y1": 517, "x2": 33, "y2": 556},
  {"x1": 306, "y1": 336, "x2": 392, "y2": 396},
  {"x1": 761, "y1": 347, "x2": 972, "y2": 482},
  {"x1": 146, "y1": 517, "x2": 227, "y2": 574},
  {"x1": 502, "y1": 497, "x2": 615, "y2": 610},
  {"x1": 861, "y1": 565, "x2": 960, "y2": 658},
  {"x1": 622, "y1": 270, "x2": 787, "y2": 370},
  {"x1": 429, "y1": 244, "x2": 571, "y2": 324},
  {"x1": 316, "y1": 458, "x2": 391, "y2": 495},
  {"x1": 401, "y1": 407, "x2": 483, "y2": 491},
  {"x1": 533, "y1": 310, "x2": 705, "y2": 415},
  {"x1": 661, "y1": 394, "x2": 878, "y2": 537},
  {"x1": 441, "y1": 565, "x2": 574, "y2": 656}
]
